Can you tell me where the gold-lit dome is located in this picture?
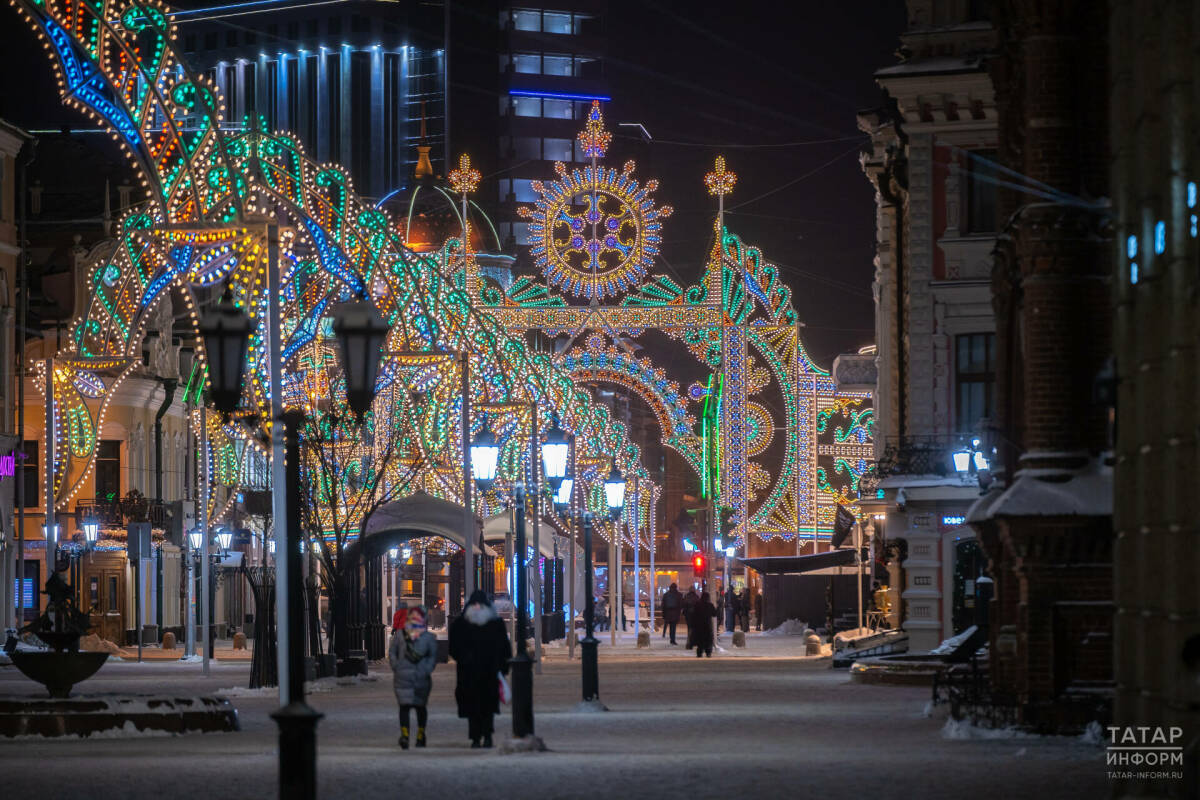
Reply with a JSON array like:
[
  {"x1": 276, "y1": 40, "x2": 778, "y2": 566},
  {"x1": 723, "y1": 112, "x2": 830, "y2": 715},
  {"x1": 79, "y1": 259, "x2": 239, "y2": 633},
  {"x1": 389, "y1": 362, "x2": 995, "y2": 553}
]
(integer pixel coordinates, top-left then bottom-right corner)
[{"x1": 377, "y1": 182, "x2": 503, "y2": 256}]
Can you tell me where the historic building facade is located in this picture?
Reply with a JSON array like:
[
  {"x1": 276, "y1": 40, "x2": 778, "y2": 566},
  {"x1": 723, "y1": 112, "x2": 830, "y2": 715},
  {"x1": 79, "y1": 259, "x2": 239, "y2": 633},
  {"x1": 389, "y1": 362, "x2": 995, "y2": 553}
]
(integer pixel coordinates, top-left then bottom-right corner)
[
  {"x1": 859, "y1": 1, "x2": 998, "y2": 651},
  {"x1": 0, "y1": 117, "x2": 31, "y2": 632}
]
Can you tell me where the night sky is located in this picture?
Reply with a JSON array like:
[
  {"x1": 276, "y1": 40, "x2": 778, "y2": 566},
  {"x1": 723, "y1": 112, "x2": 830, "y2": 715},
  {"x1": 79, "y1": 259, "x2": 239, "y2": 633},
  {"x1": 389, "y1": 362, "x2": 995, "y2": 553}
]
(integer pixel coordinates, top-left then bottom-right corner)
[
  {"x1": 600, "y1": 1, "x2": 907, "y2": 366},
  {"x1": 0, "y1": 0, "x2": 907, "y2": 365}
]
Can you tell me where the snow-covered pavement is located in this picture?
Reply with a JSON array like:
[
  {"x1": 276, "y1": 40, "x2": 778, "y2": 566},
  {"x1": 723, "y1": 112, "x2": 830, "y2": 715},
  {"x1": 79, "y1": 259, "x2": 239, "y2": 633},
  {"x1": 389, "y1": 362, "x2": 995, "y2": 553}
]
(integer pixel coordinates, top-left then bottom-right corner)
[{"x1": 0, "y1": 635, "x2": 1107, "y2": 799}]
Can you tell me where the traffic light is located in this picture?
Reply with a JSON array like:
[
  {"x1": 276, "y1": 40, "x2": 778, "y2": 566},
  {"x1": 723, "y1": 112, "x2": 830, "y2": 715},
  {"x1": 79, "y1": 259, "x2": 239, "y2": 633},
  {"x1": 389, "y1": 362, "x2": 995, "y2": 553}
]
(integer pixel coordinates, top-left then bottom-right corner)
[{"x1": 692, "y1": 552, "x2": 706, "y2": 573}]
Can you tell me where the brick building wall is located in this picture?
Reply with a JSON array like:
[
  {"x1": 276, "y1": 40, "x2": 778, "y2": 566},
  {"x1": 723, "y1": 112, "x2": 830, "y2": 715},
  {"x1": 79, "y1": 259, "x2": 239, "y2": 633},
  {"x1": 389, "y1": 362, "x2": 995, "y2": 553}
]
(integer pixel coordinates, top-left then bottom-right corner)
[{"x1": 967, "y1": 0, "x2": 1114, "y2": 733}]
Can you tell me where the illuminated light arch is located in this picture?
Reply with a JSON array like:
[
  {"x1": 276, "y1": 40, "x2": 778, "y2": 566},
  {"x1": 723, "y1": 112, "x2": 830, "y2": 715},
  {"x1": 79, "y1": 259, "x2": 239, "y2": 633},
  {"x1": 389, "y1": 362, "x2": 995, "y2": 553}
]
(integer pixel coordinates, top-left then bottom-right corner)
[
  {"x1": 16, "y1": 0, "x2": 653, "y2": 520},
  {"x1": 558, "y1": 346, "x2": 703, "y2": 473}
]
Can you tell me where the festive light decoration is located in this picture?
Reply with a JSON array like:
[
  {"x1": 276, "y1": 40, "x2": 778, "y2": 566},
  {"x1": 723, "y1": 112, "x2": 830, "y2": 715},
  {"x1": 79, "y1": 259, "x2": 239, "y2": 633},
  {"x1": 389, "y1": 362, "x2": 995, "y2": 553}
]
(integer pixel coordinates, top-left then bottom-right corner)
[
  {"x1": 577, "y1": 100, "x2": 613, "y2": 159},
  {"x1": 704, "y1": 156, "x2": 737, "y2": 198},
  {"x1": 17, "y1": 1, "x2": 874, "y2": 547},
  {"x1": 448, "y1": 153, "x2": 480, "y2": 196},
  {"x1": 480, "y1": 108, "x2": 873, "y2": 545},
  {"x1": 19, "y1": 0, "x2": 647, "y2": 523}
]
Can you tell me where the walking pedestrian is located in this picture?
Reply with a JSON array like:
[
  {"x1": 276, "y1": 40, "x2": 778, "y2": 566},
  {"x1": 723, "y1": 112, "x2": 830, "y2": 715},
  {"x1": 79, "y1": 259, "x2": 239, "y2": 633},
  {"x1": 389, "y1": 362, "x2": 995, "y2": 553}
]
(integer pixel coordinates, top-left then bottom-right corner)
[
  {"x1": 389, "y1": 606, "x2": 437, "y2": 749},
  {"x1": 660, "y1": 583, "x2": 682, "y2": 644},
  {"x1": 691, "y1": 592, "x2": 718, "y2": 657},
  {"x1": 682, "y1": 587, "x2": 699, "y2": 649},
  {"x1": 724, "y1": 585, "x2": 738, "y2": 633},
  {"x1": 448, "y1": 589, "x2": 512, "y2": 749},
  {"x1": 754, "y1": 590, "x2": 764, "y2": 631},
  {"x1": 739, "y1": 587, "x2": 751, "y2": 632}
]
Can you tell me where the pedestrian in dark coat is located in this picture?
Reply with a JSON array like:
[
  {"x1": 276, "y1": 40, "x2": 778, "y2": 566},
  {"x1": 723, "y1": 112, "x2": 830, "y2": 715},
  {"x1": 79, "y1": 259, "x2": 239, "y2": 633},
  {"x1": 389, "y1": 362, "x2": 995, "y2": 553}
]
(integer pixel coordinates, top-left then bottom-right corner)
[
  {"x1": 739, "y1": 588, "x2": 751, "y2": 632},
  {"x1": 448, "y1": 589, "x2": 512, "y2": 748},
  {"x1": 754, "y1": 591, "x2": 764, "y2": 631},
  {"x1": 682, "y1": 588, "x2": 699, "y2": 649},
  {"x1": 691, "y1": 592, "x2": 718, "y2": 657},
  {"x1": 660, "y1": 583, "x2": 683, "y2": 644},
  {"x1": 724, "y1": 585, "x2": 738, "y2": 632},
  {"x1": 389, "y1": 606, "x2": 437, "y2": 749}
]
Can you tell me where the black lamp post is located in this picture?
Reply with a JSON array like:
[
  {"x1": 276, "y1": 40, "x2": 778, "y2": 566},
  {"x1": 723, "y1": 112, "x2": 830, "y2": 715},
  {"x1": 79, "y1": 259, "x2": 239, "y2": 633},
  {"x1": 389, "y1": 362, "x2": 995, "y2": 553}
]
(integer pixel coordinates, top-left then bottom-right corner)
[
  {"x1": 198, "y1": 294, "x2": 253, "y2": 415},
  {"x1": 81, "y1": 516, "x2": 99, "y2": 550},
  {"x1": 604, "y1": 465, "x2": 626, "y2": 523},
  {"x1": 469, "y1": 428, "x2": 500, "y2": 493},
  {"x1": 541, "y1": 418, "x2": 569, "y2": 492},
  {"x1": 509, "y1": 476, "x2": 536, "y2": 737},
  {"x1": 578, "y1": 508, "x2": 602, "y2": 705},
  {"x1": 331, "y1": 301, "x2": 388, "y2": 419}
]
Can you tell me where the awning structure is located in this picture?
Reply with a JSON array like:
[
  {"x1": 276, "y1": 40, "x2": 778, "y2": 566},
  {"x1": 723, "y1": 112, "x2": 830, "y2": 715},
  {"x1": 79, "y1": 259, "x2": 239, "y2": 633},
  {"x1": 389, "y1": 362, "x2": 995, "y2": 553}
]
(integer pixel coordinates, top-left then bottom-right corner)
[
  {"x1": 739, "y1": 548, "x2": 863, "y2": 575},
  {"x1": 357, "y1": 490, "x2": 494, "y2": 558}
]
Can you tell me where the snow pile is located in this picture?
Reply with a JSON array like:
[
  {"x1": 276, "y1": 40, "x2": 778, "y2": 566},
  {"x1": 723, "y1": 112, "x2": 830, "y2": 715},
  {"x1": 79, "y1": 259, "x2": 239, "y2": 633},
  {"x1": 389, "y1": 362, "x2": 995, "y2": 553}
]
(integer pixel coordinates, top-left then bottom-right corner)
[
  {"x1": 941, "y1": 718, "x2": 1038, "y2": 740},
  {"x1": 1079, "y1": 721, "x2": 1104, "y2": 747},
  {"x1": 833, "y1": 627, "x2": 876, "y2": 648},
  {"x1": 931, "y1": 628, "x2": 976, "y2": 655},
  {"x1": 216, "y1": 686, "x2": 276, "y2": 697},
  {"x1": 180, "y1": 654, "x2": 203, "y2": 663},
  {"x1": 499, "y1": 734, "x2": 548, "y2": 754},
  {"x1": 763, "y1": 619, "x2": 809, "y2": 636},
  {"x1": 5, "y1": 721, "x2": 176, "y2": 741}
]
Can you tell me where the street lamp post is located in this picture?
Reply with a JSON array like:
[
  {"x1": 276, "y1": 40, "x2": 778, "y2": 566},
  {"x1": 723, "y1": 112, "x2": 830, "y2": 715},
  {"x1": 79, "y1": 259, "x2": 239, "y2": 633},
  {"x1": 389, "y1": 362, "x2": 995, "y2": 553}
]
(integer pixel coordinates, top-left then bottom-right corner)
[
  {"x1": 511, "y1": 476, "x2": 535, "y2": 737},
  {"x1": 200, "y1": 287, "x2": 383, "y2": 799},
  {"x1": 578, "y1": 509, "x2": 603, "y2": 706}
]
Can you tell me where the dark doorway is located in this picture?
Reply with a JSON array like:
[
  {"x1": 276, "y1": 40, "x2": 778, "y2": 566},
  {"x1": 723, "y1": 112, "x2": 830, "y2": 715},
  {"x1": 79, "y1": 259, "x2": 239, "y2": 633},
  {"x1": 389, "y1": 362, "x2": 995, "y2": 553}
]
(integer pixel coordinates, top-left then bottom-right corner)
[
  {"x1": 95, "y1": 440, "x2": 121, "y2": 506},
  {"x1": 952, "y1": 538, "x2": 985, "y2": 634}
]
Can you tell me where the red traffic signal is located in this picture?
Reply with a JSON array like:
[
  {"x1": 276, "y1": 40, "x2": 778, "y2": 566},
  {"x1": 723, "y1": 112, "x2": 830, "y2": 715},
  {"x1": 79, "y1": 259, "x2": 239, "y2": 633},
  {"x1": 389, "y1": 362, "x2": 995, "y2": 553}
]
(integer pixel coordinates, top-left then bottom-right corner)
[{"x1": 692, "y1": 553, "x2": 706, "y2": 573}]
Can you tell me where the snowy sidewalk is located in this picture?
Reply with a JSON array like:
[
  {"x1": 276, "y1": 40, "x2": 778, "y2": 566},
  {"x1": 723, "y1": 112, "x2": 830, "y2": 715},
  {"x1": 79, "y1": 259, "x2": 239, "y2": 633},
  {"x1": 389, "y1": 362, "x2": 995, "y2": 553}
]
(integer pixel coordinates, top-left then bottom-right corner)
[{"x1": 0, "y1": 649, "x2": 1107, "y2": 799}]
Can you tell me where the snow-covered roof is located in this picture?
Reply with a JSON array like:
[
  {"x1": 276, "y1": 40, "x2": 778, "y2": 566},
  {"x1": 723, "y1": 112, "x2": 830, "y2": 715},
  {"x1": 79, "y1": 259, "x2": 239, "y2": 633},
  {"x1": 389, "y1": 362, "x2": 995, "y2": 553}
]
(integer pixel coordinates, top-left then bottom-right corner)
[
  {"x1": 876, "y1": 56, "x2": 986, "y2": 78},
  {"x1": 976, "y1": 459, "x2": 1112, "y2": 519},
  {"x1": 876, "y1": 474, "x2": 976, "y2": 490}
]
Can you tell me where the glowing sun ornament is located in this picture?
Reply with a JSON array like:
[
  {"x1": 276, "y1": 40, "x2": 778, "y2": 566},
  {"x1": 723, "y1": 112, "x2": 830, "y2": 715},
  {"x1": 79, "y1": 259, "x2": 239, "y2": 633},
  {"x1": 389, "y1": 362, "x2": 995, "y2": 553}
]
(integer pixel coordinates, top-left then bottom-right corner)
[{"x1": 519, "y1": 101, "x2": 673, "y2": 301}]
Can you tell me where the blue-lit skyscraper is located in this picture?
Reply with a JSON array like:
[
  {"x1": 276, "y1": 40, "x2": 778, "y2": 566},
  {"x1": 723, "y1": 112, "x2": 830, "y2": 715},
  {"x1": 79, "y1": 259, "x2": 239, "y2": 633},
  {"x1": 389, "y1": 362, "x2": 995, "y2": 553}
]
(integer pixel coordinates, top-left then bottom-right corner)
[{"x1": 176, "y1": 0, "x2": 447, "y2": 201}]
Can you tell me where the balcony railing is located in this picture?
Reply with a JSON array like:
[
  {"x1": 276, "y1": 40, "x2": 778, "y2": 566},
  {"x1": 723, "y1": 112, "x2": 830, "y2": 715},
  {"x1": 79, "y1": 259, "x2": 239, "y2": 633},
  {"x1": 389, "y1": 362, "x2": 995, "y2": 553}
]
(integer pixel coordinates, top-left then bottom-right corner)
[
  {"x1": 74, "y1": 497, "x2": 167, "y2": 528},
  {"x1": 871, "y1": 434, "x2": 981, "y2": 481}
]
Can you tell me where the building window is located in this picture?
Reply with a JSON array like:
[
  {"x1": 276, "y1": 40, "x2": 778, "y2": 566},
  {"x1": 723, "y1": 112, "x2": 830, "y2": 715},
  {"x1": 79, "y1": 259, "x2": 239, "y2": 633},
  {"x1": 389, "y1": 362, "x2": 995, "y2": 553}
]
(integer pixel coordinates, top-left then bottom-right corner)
[
  {"x1": 20, "y1": 440, "x2": 37, "y2": 508},
  {"x1": 542, "y1": 55, "x2": 573, "y2": 77},
  {"x1": 108, "y1": 576, "x2": 118, "y2": 612},
  {"x1": 225, "y1": 30, "x2": 237, "y2": 47},
  {"x1": 543, "y1": 137, "x2": 573, "y2": 162},
  {"x1": 95, "y1": 440, "x2": 121, "y2": 505},
  {"x1": 512, "y1": 96, "x2": 541, "y2": 117},
  {"x1": 512, "y1": 9, "x2": 541, "y2": 31},
  {"x1": 965, "y1": 150, "x2": 998, "y2": 233},
  {"x1": 955, "y1": 333, "x2": 995, "y2": 433},
  {"x1": 513, "y1": 137, "x2": 542, "y2": 160},
  {"x1": 512, "y1": 53, "x2": 541, "y2": 74},
  {"x1": 512, "y1": 179, "x2": 538, "y2": 203},
  {"x1": 542, "y1": 12, "x2": 572, "y2": 34},
  {"x1": 542, "y1": 99, "x2": 573, "y2": 119}
]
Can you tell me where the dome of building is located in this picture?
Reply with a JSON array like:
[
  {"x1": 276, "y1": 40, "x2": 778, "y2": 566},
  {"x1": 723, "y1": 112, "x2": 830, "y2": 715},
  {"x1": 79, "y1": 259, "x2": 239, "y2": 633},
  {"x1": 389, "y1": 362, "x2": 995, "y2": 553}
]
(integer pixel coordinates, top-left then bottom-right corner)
[{"x1": 377, "y1": 179, "x2": 504, "y2": 258}]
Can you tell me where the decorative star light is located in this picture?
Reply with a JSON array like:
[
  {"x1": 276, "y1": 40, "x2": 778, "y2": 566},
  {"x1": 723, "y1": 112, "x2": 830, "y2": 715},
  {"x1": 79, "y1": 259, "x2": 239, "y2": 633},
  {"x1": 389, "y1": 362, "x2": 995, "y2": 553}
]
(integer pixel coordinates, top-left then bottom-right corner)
[
  {"x1": 448, "y1": 153, "x2": 480, "y2": 195},
  {"x1": 704, "y1": 156, "x2": 737, "y2": 197},
  {"x1": 577, "y1": 100, "x2": 612, "y2": 159}
]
